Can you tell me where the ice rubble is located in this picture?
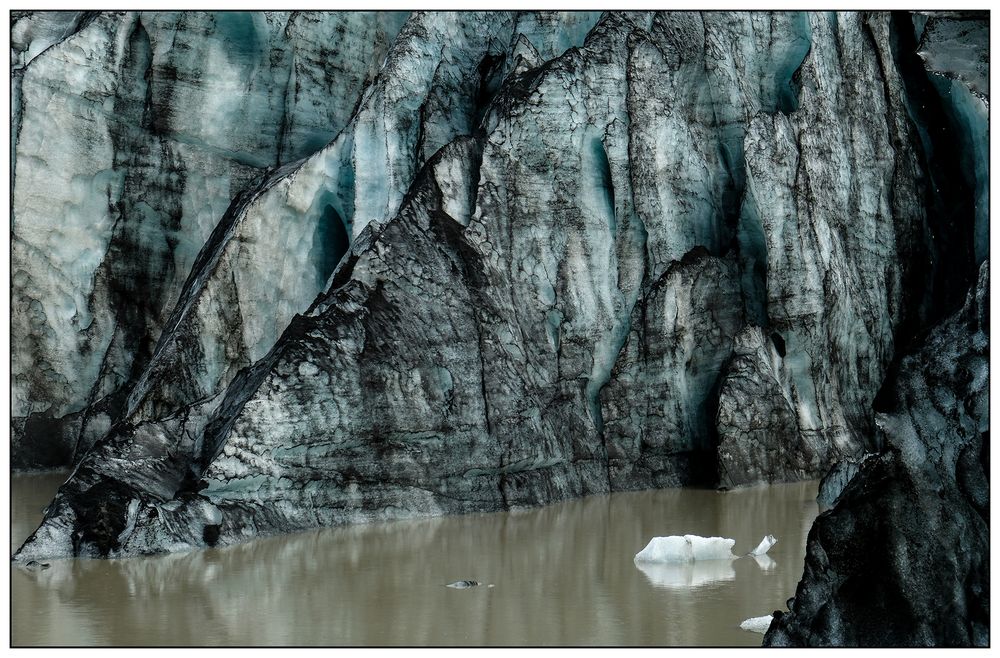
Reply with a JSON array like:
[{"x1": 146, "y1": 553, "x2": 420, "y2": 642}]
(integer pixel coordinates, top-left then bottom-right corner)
[{"x1": 632, "y1": 533, "x2": 777, "y2": 589}]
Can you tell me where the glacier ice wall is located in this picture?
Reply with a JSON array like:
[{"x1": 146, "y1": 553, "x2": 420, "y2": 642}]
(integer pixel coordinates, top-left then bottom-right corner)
[
  {"x1": 11, "y1": 11, "x2": 987, "y2": 571},
  {"x1": 765, "y1": 261, "x2": 989, "y2": 647},
  {"x1": 11, "y1": 11, "x2": 410, "y2": 466}
]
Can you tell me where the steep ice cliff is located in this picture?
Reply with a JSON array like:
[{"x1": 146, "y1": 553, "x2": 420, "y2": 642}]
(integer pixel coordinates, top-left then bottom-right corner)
[
  {"x1": 761, "y1": 17, "x2": 989, "y2": 642},
  {"x1": 11, "y1": 15, "x2": 988, "y2": 641},
  {"x1": 764, "y1": 261, "x2": 989, "y2": 647},
  {"x1": 11, "y1": 11, "x2": 409, "y2": 467}
]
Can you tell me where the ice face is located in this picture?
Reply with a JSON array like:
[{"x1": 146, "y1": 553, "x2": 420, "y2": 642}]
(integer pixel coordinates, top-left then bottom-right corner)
[
  {"x1": 766, "y1": 263, "x2": 988, "y2": 647},
  {"x1": 10, "y1": 11, "x2": 408, "y2": 465},
  {"x1": 915, "y1": 12, "x2": 988, "y2": 98},
  {"x1": 12, "y1": 12, "x2": 988, "y2": 568},
  {"x1": 714, "y1": 11, "x2": 961, "y2": 487},
  {"x1": 10, "y1": 11, "x2": 91, "y2": 68}
]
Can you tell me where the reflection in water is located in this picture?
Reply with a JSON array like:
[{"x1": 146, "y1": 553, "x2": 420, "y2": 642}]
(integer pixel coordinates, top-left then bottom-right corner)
[
  {"x1": 12, "y1": 476, "x2": 819, "y2": 646},
  {"x1": 634, "y1": 558, "x2": 736, "y2": 590},
  {"x1": 633, "y1": 549, "x2": 778, "y2": 590},
  {"x1": 11, "y1": 471, "x2": 69, "y2": 553},
  {"x1": 752, "y1": 554, "x2": 778, "y2": 571}
]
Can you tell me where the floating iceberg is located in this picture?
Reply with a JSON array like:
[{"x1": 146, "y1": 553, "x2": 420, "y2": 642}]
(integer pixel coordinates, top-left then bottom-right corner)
[
  {"x1": 740, "y1": 615, "x2": 774, "y2": 634},
  {"x1": 750, "y1": 534, "x2": 778, "y2": 556},
  {"x1": 633, "y1": 534, "x2": 777, "y2": 563},
  {"x1": 634, "y1": 535, "x2": 737, "y2": 563}
]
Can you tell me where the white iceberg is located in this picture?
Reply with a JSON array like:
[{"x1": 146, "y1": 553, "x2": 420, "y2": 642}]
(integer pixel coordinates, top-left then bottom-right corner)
[
  {"x1": 740, "y1": 615, "x2": 774, "y2": 634},
  {"x1": 633, "y1": 534, "x2": 778, "y2": 563},
  {"x1": 750, "y1": 534, "x2": 778, "y2": 556},
  {"x1": 634, "y1": 535, "x2": 737, "y2": 563}
]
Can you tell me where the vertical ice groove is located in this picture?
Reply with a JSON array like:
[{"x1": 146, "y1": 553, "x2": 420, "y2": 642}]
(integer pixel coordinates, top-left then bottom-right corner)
[{"x1": 11, "y1": 13, "x2": 988, "y2": 585}]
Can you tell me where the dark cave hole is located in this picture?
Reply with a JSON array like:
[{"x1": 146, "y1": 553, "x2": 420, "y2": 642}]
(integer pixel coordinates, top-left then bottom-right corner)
[
  {"x1": 203, "y1": 524, "x2": 221, "y2": 547},
  {"x1": 314, "y1": 204, "x2": 351, "y2": 284},
  {"x1": 592, "y1": 137, "x2": 617, "y2": 233},
  {"x1": 770, "y1": 332, "x2": 786, "y2": 358},
  {"x1": 474, "y1": 52, "x2": 507, "y2": 127}
]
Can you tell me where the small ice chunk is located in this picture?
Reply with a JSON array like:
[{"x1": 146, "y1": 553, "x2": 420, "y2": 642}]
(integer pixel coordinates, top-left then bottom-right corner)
[
  {"x1": 740, "y1": 615, "x2": 774, "y2": 634},
  {"x1": 634, "y1": 535, "x2": 737, "y2": 563},
  {"x1": 750, "y1": 534, "x2": 777, "y2": 556}
]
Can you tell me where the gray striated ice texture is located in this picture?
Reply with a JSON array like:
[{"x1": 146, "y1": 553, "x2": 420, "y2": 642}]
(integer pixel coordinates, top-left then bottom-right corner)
[{"x1": 10, "y1": 15, "x2": 989, "y2": 644}]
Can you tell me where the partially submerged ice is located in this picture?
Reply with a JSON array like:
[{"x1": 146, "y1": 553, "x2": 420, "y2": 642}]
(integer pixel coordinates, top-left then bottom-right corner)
[
  {"x1": 741, "y1": 615, "x2": 774, "y2": 634},
  {"x1": 633, "y1": 534, "x2": 776, "y2": 563},
  {"x1": 634, "y1": 535, "x2": 738, "y2": 563},
  {"x1": 750, "y1": 534, "x2": 777, "y2": 557}
]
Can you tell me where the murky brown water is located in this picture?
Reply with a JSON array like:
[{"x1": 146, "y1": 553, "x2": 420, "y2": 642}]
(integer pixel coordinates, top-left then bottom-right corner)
[{"x1": 12, "y1": 472, "x2": 819, "y2": 646}]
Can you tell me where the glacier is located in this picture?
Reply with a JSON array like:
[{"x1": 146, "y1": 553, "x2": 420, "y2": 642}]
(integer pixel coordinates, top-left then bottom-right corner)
[
  {"x1": 11, "y1": 11, "x2": 410, "y2": 467},
  {"x1": 9, "y1": 9, "x2": 989, "y2": 647},
  {"x1": 765, "y1": 262, "x2": 989, "y2": 647}
]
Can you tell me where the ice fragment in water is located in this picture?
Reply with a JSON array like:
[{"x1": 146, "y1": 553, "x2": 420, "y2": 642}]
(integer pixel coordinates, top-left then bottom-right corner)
[
  {"x1": 740, "y1": 615, "x2": 774, "y2": 634},
  {"x1": 750, "y1": 534, "x2": 777, "y2": 556},
  {"x1": 633, "y1": 535, "x2": 737, "y2": 563}
]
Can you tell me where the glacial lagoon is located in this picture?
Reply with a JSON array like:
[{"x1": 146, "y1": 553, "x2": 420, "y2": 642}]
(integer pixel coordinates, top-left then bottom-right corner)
[{"x1": 13, "y1": 473, "x2": 819, "y2": 646}]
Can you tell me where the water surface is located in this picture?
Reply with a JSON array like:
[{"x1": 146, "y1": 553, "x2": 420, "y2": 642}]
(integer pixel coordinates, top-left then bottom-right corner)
[{"x1": 12, "y1": 473, "x2": 819, "y2": 646}]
